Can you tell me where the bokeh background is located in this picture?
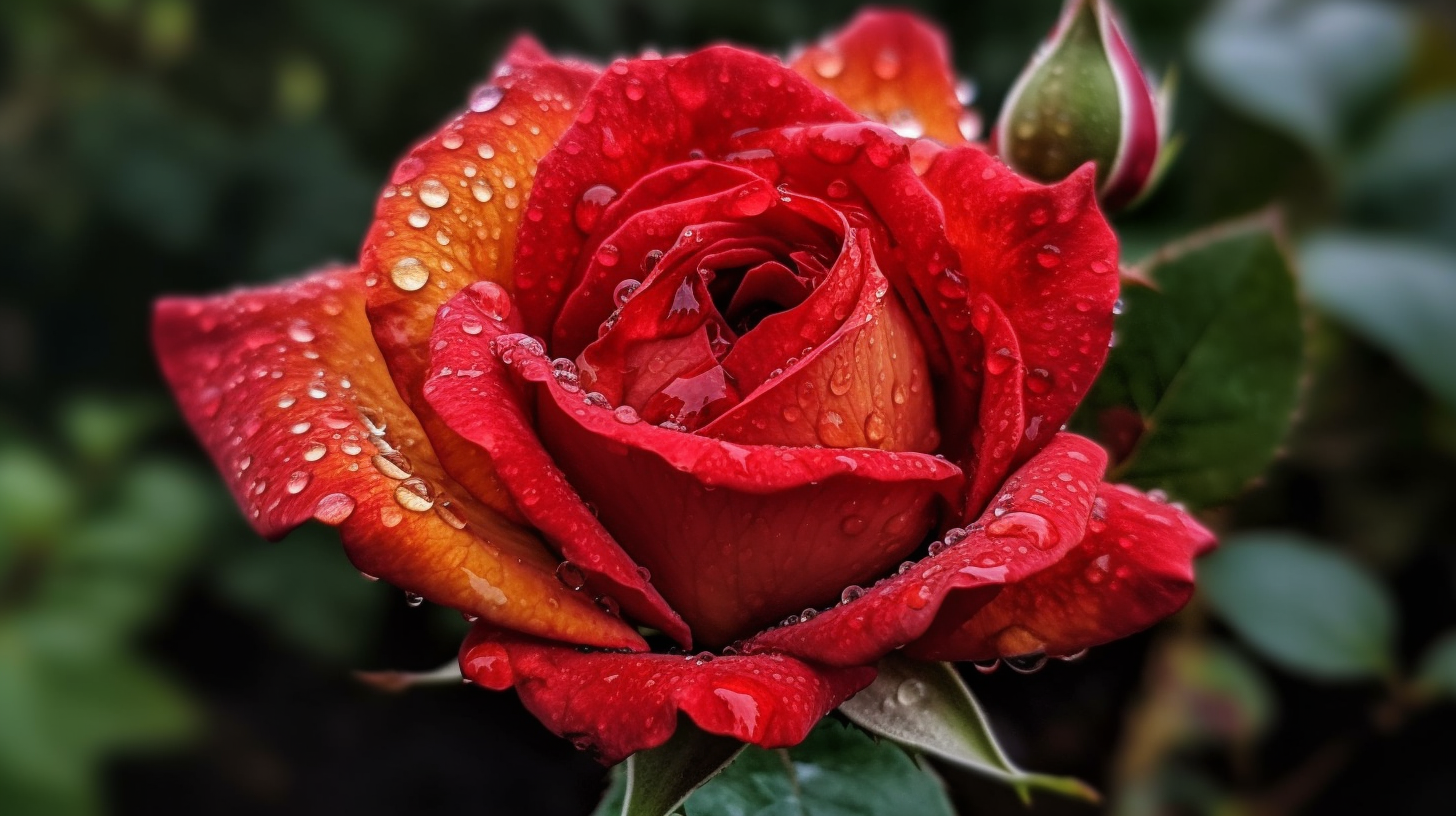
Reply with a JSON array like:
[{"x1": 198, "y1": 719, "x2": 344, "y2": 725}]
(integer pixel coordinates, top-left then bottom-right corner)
[{"x1": 3, "y1": 0, "x2": 1455, "y2": 813}]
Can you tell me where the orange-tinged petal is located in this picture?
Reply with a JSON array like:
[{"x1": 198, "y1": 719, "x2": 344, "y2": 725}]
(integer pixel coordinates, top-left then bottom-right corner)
[
  {"x1": 154, "y1": 267, "x2": 644, "y2": 650},
  {"x1": 359, "y1": 46, "x2": 598, "y2": 519},
  {"x1": 792, "y1": 9, "x2": 976, "y2": 145}
]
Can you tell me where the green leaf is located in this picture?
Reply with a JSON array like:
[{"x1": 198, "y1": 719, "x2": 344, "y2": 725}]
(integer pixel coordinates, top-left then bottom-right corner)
[
  {"x1": 684, "y1": 719, "x2": 956, "y2": 816},
  {"x1": 1345, "y1": 95, "x2": 1456, "y2": 247},
  {"x1": 1301, "y1": 233, "x2": 1456, "y2": 407},
  {"x1": 1075, "y1": 218, "x2": 1304, "y2": 507},
  {"x1": 1198, "y1": 532, "x2": 1397, "y2": 681},
  {"x1": 838, "y1": 655, "x2": 1097, "y2": 804},
  {"x1": 613, "y1": 720, "x2": 745, "y2": 816},
  {"x1": 1191, "y1": 0, "x2": 1413, "y2": 157},
  {"x1": 1415, "y1": 631, "x2": 1456, "y2": 698}
]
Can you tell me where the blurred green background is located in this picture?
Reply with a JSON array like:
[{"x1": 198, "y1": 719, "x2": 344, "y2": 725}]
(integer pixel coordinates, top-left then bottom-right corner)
[{"x1": 2, "y1": 0, "x2": 1454, "y2": 814}]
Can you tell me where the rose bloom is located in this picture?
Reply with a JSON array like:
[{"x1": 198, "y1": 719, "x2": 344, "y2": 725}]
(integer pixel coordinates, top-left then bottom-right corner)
[{"x1": 155, "y1": 11, "x2": 1213, "y2": 763}]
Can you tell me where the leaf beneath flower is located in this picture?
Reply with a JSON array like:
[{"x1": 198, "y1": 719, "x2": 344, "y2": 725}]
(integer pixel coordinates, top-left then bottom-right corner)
[
  {"x1": 839, "y1": 654, "x2": 1098, "y2": 804},
  {"x1": 603, "y1": 720, "x2": 745, "y2": 816}
]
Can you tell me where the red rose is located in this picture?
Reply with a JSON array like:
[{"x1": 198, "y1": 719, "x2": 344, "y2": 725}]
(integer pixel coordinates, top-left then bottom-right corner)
[{"x1": 154, "y1": 11, "x2": 1213, "y2": 764}]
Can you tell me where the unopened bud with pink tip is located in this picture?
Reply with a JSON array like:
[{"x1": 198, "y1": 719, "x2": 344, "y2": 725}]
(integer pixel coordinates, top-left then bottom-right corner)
[{"x1": 995, "y1": 0, "x2": 1173, "y2": 211}]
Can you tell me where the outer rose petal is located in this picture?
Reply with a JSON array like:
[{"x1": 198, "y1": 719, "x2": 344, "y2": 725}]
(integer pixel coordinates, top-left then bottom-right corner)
[
  {"x1": 460, "y1": 627, "x2": 875, "y2": 764},
  {"x1": 423, "y1": 283, "x2": 690, "y2": 646},
  {"x1": 908, "y1": 483, "x2": 1216, "y2": 661},
  {"x1": 511, "y1": 45, "x2": 858, "y2": 337},
  {"x1": 792, "y1": 9, "x2": 975, "y2": 145},
  {"x1": 153, "y1": 268, "x2": 644, "y2": 650},
  {"x1": 924, "y1": 147, "x2": 1118, "y2": 496},
  {"x1": 743, "y1": 434, "x2": 1107, "y2": 666},
  {"x1": 359, "y1": 42, "x2": 597, "y2": 519},
  {"x1": 428, "y1": 283, "x2": 964, "y2": 647}
]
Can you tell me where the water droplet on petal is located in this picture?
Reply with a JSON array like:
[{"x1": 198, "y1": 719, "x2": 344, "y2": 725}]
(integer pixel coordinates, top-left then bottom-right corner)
[
  {"x1": 391, "y1": 257, "x2": 430, "y2": 291},
  {"x1": 313, "y1": 492, "x2": 356, "y2": 524},
  {"x1": 555, "y1": 561, "x2": 587, "y2": 591},
  {"x1": 404, "y1": 591, "x2": 425, "y2": 608},
  {"x1": 286, "y1": 471, "x2": 311, "y2": 494},
  {"x1": 418, "y1": 179, "x2": 450, "y2": 209},
  {"x1": 394, "y1": 478, "x2": 435, "y2": 512},
  {"x1": 469, "y1": 85, "x2": 504, "y2": 113}
]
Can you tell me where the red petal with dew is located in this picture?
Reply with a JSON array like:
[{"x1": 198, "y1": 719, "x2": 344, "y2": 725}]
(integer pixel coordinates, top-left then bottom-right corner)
[
  {"x1": 460, "y1": 626, "x2": 874, "y2": 764},
  {"x1": 359, "y1": 41, "x2": 597, "y2": 519},
  {"x1": 742, "y1": 433, "x2": 1106, "y2": 666},
  {"x1": 421, "y1": 282, "x2": 690, "y2": 645},
  {"x1": 511, "y1": 45, "x2": 858, "y2": 337},
  {"x1": 924, "y1": 147, "x2": 1118, "y2": 503},
  {"x1": 427, "y1": 282, "x2": 963, "y2": 647},
  {"x1": 154, "y1": 268, "x2": 643, "y2": 649},
  {"x1": 908, "y1": 483, "x2": 1216, "y2": 660}
]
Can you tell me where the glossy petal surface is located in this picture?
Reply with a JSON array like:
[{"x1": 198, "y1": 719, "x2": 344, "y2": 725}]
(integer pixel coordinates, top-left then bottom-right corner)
[
  {"x1": 154, "y1": 268, "x2": 643, "y2": 650},
  {"x1": 511, "y1": 46, "x2": 858, "y2": 336},
  {"x1": 460, "y1": 627, "x2": 875, "y2": 764},
  {"x1": 909, "y1": 483, "x2": 1216, "y2": 660},
  {"x1": 359, "y1": 46, "x2": 598, "y2": 518},
  {"x1": 428, "y1": 283, "x2": 963, "y2": 647},
  {"x1": 423, "y1": 283, "x2": 691, "y2": 645},
  {"x1": 743, "y1": 434, "x2": 1107, "y2": 666},
  {"x1": 924, "y1": 147, "x2": 1118, "y2": 501}
]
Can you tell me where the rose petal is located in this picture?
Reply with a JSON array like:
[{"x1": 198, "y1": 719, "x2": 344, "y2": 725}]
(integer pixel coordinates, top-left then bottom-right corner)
[
  {"x1": 423, "y1": 283, "x2": 692, "y2": 646},
  {"x1": 727, "y1": 123, "x2": 983, "y2": 459},
  {"x1": 965, "y1": 294, "x2": 1026, "y2": 515},
  {"x1": 459, "y1": 626, "x2": 875, "y2": 764},
  {"x1": 359, "y1": 44, "x2": 598, "y2": 518},
  {"x1": 743, "y1": 434, "x2": 1107, "y2": 666},
  {"x1": 792, "y1": 9, "x2": 976, "y2": 144},
  {"x1": 154, "y1": 268, "x2": 644, "y2": 650},
  {"x1": 512, "y1": 46, "x2": 859, "y2": 337},
  {"x1": 924, "y1": 147, "x2": 1119, "y2": 496},
  {"x1": 907, "y1": 483, "x2": 1216, "y2": 661},
  {"x1": 705, "y1": 233, "x2": 938, "y2": 453},
  {"x1": 428, "y1": 282, "x2": 964, "y2": 647},
  {"x1": 552, "y1": 161, "x2": 773, "y2": 359}
]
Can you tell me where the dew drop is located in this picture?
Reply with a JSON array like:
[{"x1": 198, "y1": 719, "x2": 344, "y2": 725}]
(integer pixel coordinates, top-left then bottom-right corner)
[
  {"x1": 303, "y1": 442, "x2": 327, "y2": 462},
  {"x1": 404, "y1": 591, "x2": 425, "y2": 608},
  {"x1": 312, "y1": 492, "x2": 356, "y2": 524},
  {"x1": 394, "y1": 478, "x2": 435, "y2": 512},
  {"x1": 390, "y1": 257, "x2": 430, "y2": 291},
  {"x1": 575, "y1": 184, "x2": 618, "y2": 233},
  {"x1": 1004, "y1": 652, "x2": 1048, "y2": 674},
  {"x1": 418, "y1": 179, "x2": 450, "y2": 209},
  {"x1": 469, "y1": 85, "x2": 504, "y2": 113},
  {"x1": 613, "y1": 278, "x2": 640, "y2": 307},
  {"x1": 594, "y1": 244, "x2": 620, "y2": 267},
  {"x1": 407, "y1": 209, "x2": 431, "y2": 229},
  {"x1": 555, "y1": 561, "x2": 587, "y2": 591},
  {"x1": 840, "y1": 585, "x2": 864, "y2": 604},
  {"x1": 895, "y1": 678, "x2": 927, "y2": 706},
  {"x1": 286, "y1": 471, "x2": 311, "y2": 494},
  {"x1": 372, "y1": 451, "x2": 414, "y2": 480}
]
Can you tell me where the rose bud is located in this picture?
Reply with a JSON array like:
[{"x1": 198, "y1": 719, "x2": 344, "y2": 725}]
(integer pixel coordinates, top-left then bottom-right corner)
[
  {"x1": 995, "y1": 0, "x2": 1171, "y2": 211},
  {"x1": 154, "y1": 13, "x2": 1214, "y2": 765}
]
